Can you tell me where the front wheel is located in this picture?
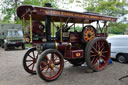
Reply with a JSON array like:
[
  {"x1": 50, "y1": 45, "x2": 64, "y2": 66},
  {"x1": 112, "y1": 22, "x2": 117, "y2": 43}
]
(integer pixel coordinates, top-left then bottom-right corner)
[
  {"x1": 22, "y1": 44, "x2": 25, "y2": 50},
  {"x1": 36, "y1": 49, "x2": 64, "y2": 82},
  {"x1": 23, "y1": 48, "x2": 39, "y2": 74},
  {"x1": 4, "y1": 43, "x2": 8, "y2": 51},
  {"x1": 85, "y1": 37, "x2": 110, "y2": 71}
]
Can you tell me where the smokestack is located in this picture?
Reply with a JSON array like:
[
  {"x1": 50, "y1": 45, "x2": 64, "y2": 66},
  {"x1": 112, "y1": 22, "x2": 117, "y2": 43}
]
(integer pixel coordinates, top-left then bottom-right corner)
[{"x1": 44, "y1": 3, "x2": 52, "y2": 7}]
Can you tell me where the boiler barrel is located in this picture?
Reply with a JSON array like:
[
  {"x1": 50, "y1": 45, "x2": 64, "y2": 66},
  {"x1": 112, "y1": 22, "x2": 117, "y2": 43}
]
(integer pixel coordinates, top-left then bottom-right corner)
[{"x1": 41, "y1": 41, "x2": 71, "y2": 51}]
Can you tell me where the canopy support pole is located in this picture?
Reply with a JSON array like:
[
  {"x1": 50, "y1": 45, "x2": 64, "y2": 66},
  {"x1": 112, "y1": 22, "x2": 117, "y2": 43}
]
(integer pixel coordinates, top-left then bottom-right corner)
[
  {"x1": 23, "y1": 17, "x2": 26, "y2": 35},
  {"x1": 74, "y1": 23, "x2": 75, "y2": 31},
  {"x1": 45, "y1": 16, "x2": 51, "y2": 41},
  {"x1": 29, "y1": 15, "x2": 32, "y2": 43},
  {"x1": 52, "y1": 21, "x2": 55, "y2": 37},
  {"x1": 60, "y1": 19, "x2": 63, "y2": 42}
]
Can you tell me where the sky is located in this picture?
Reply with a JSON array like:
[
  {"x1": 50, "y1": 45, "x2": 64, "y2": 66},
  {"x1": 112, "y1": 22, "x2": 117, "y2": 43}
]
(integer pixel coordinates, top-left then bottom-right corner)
[{"x1": 57, "y1": 0, "x2": 85, "y2": 12}]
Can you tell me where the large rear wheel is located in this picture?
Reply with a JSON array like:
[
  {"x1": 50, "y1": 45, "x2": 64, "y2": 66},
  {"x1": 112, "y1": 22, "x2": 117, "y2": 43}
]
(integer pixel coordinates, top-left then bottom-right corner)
[
  {"x1": 36, "y1": 49, "x2": 64, "y2": 82},
  {"x1": 23, "y1": 48, "x2": 39, "y2": 74},
  {"x1": 85, "y1": 37, "x2": 110, "y2": 71}
]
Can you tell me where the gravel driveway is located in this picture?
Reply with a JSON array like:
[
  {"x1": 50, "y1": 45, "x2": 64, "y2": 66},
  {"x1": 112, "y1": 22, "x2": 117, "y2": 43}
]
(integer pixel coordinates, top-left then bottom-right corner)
[{"x1": 0, "y1": 48, "x2": 128, "y2": 85}]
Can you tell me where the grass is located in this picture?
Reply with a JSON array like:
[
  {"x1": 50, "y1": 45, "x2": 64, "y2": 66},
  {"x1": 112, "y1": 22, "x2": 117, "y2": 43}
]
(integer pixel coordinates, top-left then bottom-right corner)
[
  {"x1": 25, "y1": 44, "x2": 32, "y2": 48},
  {"x1": 108, "y1": 34, "x2": 120, "y2": 36}
]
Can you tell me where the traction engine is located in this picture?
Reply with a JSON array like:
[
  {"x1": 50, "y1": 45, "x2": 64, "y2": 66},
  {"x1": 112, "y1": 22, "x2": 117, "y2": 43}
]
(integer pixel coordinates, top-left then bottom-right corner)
[{"x1": 17, "y1": 5, "x2": 116, "y2": 81}]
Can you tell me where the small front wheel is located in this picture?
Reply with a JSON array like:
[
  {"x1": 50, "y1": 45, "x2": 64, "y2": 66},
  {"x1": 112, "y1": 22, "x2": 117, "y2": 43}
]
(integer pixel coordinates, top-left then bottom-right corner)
[
  {"x1": 36, "y1": 49, "x2": 64, "y2": 82},
  {"x1": 23, "y1": 48, "x2": 39, "y2": 74}
]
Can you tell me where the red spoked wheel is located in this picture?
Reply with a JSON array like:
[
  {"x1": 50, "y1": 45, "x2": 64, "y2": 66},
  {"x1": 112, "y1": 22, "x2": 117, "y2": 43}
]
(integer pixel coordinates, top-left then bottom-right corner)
[
  {"x1": 23, "y1": 48, "x2": 39, "y2": 74},
  {"x1": 85, "y1": 37, "x2": 110, "y2": 71},
  {"x1": 36, "y1": 49, "x2": 64, "y2": 81},
  {"x1": 82, "y1": 25, "x2": 96, "y2": 43}
]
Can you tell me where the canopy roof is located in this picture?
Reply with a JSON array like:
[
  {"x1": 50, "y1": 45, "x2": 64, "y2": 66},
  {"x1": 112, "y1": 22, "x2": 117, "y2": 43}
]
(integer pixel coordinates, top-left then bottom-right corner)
[{"x1": 17, "y1": 5, "x2": 117, "y2": 23}]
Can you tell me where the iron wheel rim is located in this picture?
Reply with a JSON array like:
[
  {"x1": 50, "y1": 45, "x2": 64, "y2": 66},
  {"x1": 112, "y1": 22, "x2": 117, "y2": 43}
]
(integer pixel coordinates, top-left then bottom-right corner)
[
  {"x1": 38, "y1": 51, "x2": 64, "y2": 80},
  {"x1": 23, "y1": 48, "x2": 38, "y2": 74}
]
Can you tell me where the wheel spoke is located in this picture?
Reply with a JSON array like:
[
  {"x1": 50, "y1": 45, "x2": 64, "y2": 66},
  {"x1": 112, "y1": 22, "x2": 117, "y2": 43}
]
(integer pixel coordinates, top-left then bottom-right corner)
[
  {"x1": 43, "y1": 66, "x2": 49, "y2": 75},
  {"x1": 52, "y1": 68, "x2": 56, "y2": 75},
  {"x1": 46, "y1": 55, "x2": 51, "y2": 63},
  {"x1": 53, "y1": 55, "x2": 60, "y2": 65},
  {"x1": 42, "y1": 61, "x2": 48, "y2": 66},
  {"x1": 91, "y1": 51, "x2": 97, "y2": 54},
  {"x1": 91, "y1": 54, "x2": 97, "y2": 57},
  {"x1": 91, "y1": 57, "x2": 96, "y2": 64},
  {"x1": 101, "y1": 55, "x2": 106, "y2": 59},
  {"x1": 49, "y1": 69, "x2": 52, "y2": 77},
  {"x1": 95, "y1": 41, "x2": 98, "y2": 50},
  {"x1": 54, "y1": 61, "x2": 60, "y2": 65},
  {"x1": 26, "y1": 60, "x2": 33, "y2": 62},
  {"x1": 100, "y1": 46, "x2": 105, "y2": 52},
  {"x1": 40, "y1": 66, "x2": 48, "y2": 72},
  {"x1": 93, "y1": 57, "x2": 99, "y2": 64},
  {"x1": 31, "y1": 63, "x2": 35, "y2": 71},
  {"x1": 54, "y1": 55, "x2": 58, "y2": 61},
  {"x1": 54, "y1": 66, "x2": 60, "y2": 70},
  {"x1": 98, "y1": 42, "x2": 100, "y2": 51},
  {"x1": 102, "y1": 51, "x2": 108, "y2": 54},
  {"x1": 27, "y1": 62, "x2": 34, "y2": 68},
  {"x1": 99, "y1": 42, "x2": 104, "y2": 51},
  {"x1": 32, "y1": 51, "x2": 35, "y2": 58},
  {"x1": 92, "y1": 46, "x2": 98, "y2": 53},
  {"x1": 28, "y1": 54, "x2": 34, "y2": 59}
]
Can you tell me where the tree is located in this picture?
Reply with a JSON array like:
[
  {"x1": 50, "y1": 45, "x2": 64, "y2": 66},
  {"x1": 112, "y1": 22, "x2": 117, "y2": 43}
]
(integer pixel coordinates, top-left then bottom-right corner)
[
  {"x1": 0, "y1": 0, "x2": 57, "y2": 24},
  {"x1": 108, "y1": 23, "x2": 128, "y2": 34},
  {"x1": 84, "y1": 0, "x2": 128, "y2": 17},
  {"x1": 82, "y1": 0, "x2": 128, "y2": 34},
  {"x1": 0, "y1": 0, "x2": 22, "y2": 23},
  {"x1": 23, "y1": 0, "x2": 57, "y2": 8}
]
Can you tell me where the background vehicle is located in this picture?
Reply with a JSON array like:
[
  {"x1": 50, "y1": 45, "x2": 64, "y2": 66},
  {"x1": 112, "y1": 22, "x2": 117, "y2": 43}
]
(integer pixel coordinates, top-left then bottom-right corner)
[
  {"x1": 17, "y1": 5, "x2": 117, "y2": 81},
  {"x1": 0, "y1": 24, "x2": 25, "y2": 50},
  {"x1": 107, "y1": 35, "x2": 128, "y2": 63}
]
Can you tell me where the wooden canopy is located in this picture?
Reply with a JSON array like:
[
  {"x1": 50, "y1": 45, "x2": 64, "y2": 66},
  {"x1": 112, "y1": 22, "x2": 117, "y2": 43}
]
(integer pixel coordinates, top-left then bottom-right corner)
[{"x1": 17, "y1": 5, "x2": 117, "y2": 23}]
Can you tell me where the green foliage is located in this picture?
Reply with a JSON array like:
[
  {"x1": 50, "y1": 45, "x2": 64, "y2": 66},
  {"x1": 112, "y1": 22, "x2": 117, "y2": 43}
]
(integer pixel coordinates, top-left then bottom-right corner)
[
  {"x1": 69, "y1": 26, "x2": 82, "y2": 32},
  {"x1": 84, "y1": 0, "x2": 128, "y2": 35},
  {"x1": 25, "y1": 44, "x2": 32, "y2": 48},
  {"x1": 108, "y1": 22, "x2": 128, "y2": 34},
  {"x1": 85, "y1": 0, "x2": 128, "y2": 16},
  {"x1": 0, "y1": 0, "x2": 57, "y2": 24},
  {"x1": 0, "y1": 0, "x2": 22, "y2": 23},
  {"x1": 23, "y1": 0, "x2": 57, "y2": 8},
  {"x1": 23, "y1": 0, "x2": 40, "y2": 6},
  {"x1": 69, "y1": 0, "x2": 74, "y2": 3}
]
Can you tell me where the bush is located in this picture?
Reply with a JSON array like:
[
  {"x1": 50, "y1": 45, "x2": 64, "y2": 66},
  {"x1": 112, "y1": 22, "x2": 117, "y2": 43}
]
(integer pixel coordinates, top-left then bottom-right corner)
[{"x1": 108, "y1": 22, "x2": 128, "y2": 34}]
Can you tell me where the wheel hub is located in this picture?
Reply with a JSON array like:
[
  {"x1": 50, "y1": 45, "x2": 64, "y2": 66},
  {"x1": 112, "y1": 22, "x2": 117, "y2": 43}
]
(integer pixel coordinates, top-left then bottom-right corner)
[
  {"x1": 50, "y1": 64, "x2": 55, "y2": 68},
  {"x1": 98, "y1": 52, "x2": 102, "y2": 56}
]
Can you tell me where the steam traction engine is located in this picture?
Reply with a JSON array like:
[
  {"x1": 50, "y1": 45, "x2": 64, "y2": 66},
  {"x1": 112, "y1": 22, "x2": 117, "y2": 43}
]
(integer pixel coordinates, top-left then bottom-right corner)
[{"x1": 17, "y1": 5, "x2": 117, "y2": 81}]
